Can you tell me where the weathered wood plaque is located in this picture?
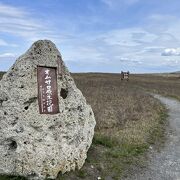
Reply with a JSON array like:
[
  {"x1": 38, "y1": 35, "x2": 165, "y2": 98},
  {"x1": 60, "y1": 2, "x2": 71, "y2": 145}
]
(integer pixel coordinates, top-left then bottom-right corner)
[
  {"x1": 121, "y1": 71, "x2": 129, "y2": 81},
  {"x1": 37, "y1": 66, "x2": 59, "y2": 114}
]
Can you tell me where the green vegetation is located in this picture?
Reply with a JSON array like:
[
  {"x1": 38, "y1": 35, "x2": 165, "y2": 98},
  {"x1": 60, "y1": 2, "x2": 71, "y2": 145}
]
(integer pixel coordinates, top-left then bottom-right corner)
[{"x1": 93, "y1": 134, "x2": 119, "y2": 148}]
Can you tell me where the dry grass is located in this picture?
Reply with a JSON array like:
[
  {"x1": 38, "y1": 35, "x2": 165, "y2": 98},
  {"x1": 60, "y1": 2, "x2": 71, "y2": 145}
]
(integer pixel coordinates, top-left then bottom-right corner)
[
  {"x1": 58, "y1": 73, "x2": 167, "y2": 180},
  {"x1": 132, "y1": 73, "x2": 180, "y2": 100},
  {"x1": 73, "y1": 73, "x2": 166, "y2": 143},
  {"x1": 0, "y1": 72, "x2": 171, "y2": 180}
]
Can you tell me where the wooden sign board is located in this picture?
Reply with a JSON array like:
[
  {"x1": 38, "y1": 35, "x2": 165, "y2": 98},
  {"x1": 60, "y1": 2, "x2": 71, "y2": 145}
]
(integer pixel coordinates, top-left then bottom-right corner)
[
  {"x1": 37, "y1": 66, "x2": 59, "y2": 114},
  {"x1": 121, "y1": 71, "x2": 129, "y2": 81}
]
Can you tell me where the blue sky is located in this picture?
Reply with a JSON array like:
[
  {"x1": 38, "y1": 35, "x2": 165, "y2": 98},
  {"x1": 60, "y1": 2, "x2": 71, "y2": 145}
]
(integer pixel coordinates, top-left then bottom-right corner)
[{"x1": 0, "y1": 0, "x2": 180, "y2": 73}]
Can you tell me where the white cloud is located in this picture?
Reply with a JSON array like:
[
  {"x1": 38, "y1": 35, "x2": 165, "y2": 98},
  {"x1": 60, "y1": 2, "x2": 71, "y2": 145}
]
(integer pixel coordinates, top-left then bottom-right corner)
[
  {"x1": 161, "y1": 48, "x2": 180, "y2": 56},
  {"x1": 101, "y1": 0, "x2": 139, "y2": 8},
  {"x1": 101, "y1": 0, "x2": 114, "y2": 7},
  {"x1": 0, "y1": 3, "x2": 56, "y2": 42},
  {"x1": 60, "y1": 27, "x2": 159, "y2": 71},
  {"x1": 65, "y1": 22, "x2": 180, "y2": 72},
  {"x1": 0, "y1": 2, "x2": 180, "y2": 73},
  {"x1": 0, "y1": 3, "x2": 26, "y2": 17},
  {"x1": 62, "y1": 45, "x2": 105, "y2": 64},
  {"x1": 0, "y1": 39, "x2": 18, "y2": 47},
  {"x1": 148, "y1": 14, "x2": 176, "y2": 22},
  {"x1": 125, "y1": 0, "x2": 139, "y2": 5},
  {"x1": 0, "y1": 39, "x2": 8, "y2": 46},
  {"x1": 0, "y1": 53, "x2": 16, "y2": 58},
  {"x1": 101, "y1": 28, "x2": 157, "y2": 47}
]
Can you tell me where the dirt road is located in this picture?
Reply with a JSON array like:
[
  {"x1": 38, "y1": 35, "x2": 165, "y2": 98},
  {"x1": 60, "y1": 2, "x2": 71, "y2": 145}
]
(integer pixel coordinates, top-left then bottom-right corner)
[{"x1": 125, "y1": 95, "x2": 180, "y2": 180}]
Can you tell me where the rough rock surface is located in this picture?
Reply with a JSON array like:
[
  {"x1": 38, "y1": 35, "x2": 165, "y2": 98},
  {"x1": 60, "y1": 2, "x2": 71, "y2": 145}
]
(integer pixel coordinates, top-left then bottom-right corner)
[{"x1": 0, "y1": 40, "x2": 96, "y2": 179}]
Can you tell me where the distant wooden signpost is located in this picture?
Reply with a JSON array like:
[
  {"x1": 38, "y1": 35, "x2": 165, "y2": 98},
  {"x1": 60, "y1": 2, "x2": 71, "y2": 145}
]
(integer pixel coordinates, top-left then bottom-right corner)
[{"x1": 121, "y1": 71, "x2": 129, "y2": 81}]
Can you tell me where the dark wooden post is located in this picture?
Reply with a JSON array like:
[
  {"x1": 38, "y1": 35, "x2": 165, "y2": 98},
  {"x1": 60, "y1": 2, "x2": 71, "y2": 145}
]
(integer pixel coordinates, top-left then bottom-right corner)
[{"x1": 121, "y1": 71, "x2": 124, "y2": 80}]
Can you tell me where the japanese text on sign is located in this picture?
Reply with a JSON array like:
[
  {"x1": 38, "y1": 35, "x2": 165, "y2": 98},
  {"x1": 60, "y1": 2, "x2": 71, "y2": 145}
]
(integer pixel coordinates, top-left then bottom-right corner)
[{"x1": 37, "y1": 66, "x2": 59, "y2": 114}]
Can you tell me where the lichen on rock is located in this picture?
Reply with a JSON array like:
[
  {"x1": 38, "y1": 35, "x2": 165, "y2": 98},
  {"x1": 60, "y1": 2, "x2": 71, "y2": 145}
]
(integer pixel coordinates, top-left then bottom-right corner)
[{"x1": 0, "y1": 40, "x2": 96, "y2": 180}]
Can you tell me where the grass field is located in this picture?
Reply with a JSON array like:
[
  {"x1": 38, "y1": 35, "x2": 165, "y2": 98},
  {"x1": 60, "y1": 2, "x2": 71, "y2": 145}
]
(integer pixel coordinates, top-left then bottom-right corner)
[
  {"x1": 0, "y1": 72, "x2": 178, "y2": 179},
  {"x1": 132, "y1": 73, "x2": 180, "y2": 100},
  {"x1": 59, "y1": 73, "x2": 167, "y2": 180}
]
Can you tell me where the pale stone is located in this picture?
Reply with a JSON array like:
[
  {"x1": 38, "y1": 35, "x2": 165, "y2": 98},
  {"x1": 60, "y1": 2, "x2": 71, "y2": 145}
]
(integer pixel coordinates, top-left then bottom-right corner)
[{"x1": 0, "y1": 40, "x2": 96, "y2": 179}]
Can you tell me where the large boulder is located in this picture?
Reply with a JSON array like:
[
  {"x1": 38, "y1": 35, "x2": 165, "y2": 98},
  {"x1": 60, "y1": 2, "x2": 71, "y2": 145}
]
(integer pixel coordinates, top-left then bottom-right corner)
[{"x1": 0, "y1": 40, "x2": 96, "y2": 179}]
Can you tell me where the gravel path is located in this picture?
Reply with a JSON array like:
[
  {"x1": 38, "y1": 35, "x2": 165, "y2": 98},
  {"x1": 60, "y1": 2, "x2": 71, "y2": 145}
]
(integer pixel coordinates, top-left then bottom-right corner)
[{"x1": 124, "y1": 95, "x2": 180, "y2": 180}]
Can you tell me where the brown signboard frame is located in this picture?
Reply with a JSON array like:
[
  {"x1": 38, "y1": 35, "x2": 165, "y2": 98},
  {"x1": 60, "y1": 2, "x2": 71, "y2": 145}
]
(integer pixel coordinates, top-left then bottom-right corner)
[{"x1": 37, "y1": 66, "x2": 59, "y2": 114}]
